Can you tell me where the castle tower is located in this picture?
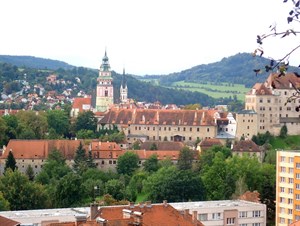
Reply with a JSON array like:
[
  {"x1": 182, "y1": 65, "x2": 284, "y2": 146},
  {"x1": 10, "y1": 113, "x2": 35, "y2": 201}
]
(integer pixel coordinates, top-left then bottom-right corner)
[
  {"x1": 120, "y1": 68, "x2": 128, "y2": 103},
  {"x1": 95, "y1": 50, "x2": 114, "y2": 112}
]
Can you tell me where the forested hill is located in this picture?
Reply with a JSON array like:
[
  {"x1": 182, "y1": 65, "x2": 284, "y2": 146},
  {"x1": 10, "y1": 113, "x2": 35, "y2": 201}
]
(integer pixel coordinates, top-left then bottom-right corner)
[
  {"x1": 0, "y1": 55, "x2": 74, "y2": 70},
  {"x1": 154, "y1": 52, "x2": 300, "y2": 88}
]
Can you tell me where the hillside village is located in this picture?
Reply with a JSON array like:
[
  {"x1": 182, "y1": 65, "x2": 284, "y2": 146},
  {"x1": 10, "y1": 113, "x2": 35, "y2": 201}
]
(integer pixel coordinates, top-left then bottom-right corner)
[{"x1": 0, "y1": 51, "x2": 300, "y2": 226}]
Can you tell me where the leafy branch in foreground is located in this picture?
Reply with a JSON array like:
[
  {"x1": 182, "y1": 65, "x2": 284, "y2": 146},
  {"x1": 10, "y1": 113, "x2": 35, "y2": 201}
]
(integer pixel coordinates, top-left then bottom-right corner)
[{"x1": 253, "y1": 0, "x2": 300, "y2": 76}]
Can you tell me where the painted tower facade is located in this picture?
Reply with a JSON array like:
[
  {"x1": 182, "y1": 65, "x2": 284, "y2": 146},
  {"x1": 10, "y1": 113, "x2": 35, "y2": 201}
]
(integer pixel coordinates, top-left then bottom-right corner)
[
  {"x1": 120, "y1": 68, "x2": 128, "y2": 103},
  {"x1": 96, "y1": 51, "x2": 114, "y2": 112}
]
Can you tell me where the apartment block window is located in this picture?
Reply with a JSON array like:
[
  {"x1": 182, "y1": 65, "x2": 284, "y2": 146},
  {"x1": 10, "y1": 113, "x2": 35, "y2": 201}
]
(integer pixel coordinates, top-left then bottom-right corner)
[
  {"x1": 280, "y1": 177, "x2": 286, "y2": 182},
  {"x1": 252, "y1": 211, "x2": 261, "y2": 217},
  {"x1": 197, "y1": 128, "x2": 200, "y2": 132},
  {"x1": 212, "y1": 213, "x2": 221, "y2": 220},
  {"x1": 296, "y1": 163, "x2": 300, "y2": 169},
  {"x1": 190, "y1": 127, "x2": 192, "y2": 132},
  {"x1": 280, "y1": 207, "x2": 285, "y2": 213},
  {"x1": 239, "y1": 211, "x2": 247, "y2": 218},
  {"x1": 281, "y1": 167, "x2": 286, "y2": 172},
  {"x1": 226, "y1": 217, "x2": 235, "y2": 225},
  {"x1": 281, "y1": 156, "x2": 286, "y2": 162},
  {"x1": 289, "y1": 209, "x2": 293, "y2": 214},
  {"x1": 289, "y1": 188, "x2": 293, "y2": 194},
  {"x1": 296, "y1": 215, "x2": 300, "y2": 221},
  {"x1": 296, "y1": 205, "x2": 300, "y2": 211},
  {"x1": 289, "y1": 157, "x2": 294, "y2": 163},
  {"x1": 280, "y1": 187, "x2": 285, "y2": 193},
  {"x1": 297, "y1": 173, "x2": 300, "y2": 179},
  {"x1": 296, "y1": 194, "x2": 300, "y2": 200},
  {"x1": 296, "y1": 184, "x2": 300, "y2": 190},
  {"x1": 288, "y1": 198, "x2": 293, "y2": 204},
  {"x1": 280, "y1": 218, "x2": 285, "y2": 224},
  {"x1": 289, "y1": 168, "x2": 294, "y2": 173},
  {"x1": 198, "y1": 213, "x2": 207, "y2": 221},
  {"x1": 289, "y1": 178, "x2": 294, "y2": 184}
]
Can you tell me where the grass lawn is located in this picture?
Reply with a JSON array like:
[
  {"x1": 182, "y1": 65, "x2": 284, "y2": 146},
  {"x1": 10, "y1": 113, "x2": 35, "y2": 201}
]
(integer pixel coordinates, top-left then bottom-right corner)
[{"x1": 270, "y1": 135, "x2": 300, "y2": 150}]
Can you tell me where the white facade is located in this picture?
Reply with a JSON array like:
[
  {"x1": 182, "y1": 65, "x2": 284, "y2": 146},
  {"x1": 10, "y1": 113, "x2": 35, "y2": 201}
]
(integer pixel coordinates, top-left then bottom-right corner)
[{"x1": 171, "y1": 200, "x2": 267, "y2": 226}]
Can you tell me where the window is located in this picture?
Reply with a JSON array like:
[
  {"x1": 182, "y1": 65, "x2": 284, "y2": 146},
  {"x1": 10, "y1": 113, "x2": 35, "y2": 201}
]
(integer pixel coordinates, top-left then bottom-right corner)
[
  {"x1": 252, "y1": 211, "x2": 261, "y2": 217},
  {"x1": 280, "y1": 177, "x2": 285, "y2": 182},
  {"x1": 281, "y1": 167, "x2": 286, "y2": 172},
  {"x1": 289, "y1": 168, "x2": 294, "y2": 173},
  {"x1": 198, "y1": 214, "x2": 207, "y2": 221},
  {"x1": 289, "y1": 157, "x2": 294, "y2": 163},
  {"x1": 289, "y1": 188, "x2": 293, "y2": 194},
  {"x1": 296, "y1": 194, "x2": 300, "y2": 200},
  {"x1": 212, "y1": 213, "x2": 221, "y2": 220},
  {"x1": 280, "y1": 197, "x2": 285, "y2": 203},
  {"x1": 296, "y1": 184, "x2": 300, "y2": 190},
  {"x1": 289, "y1": 178, "x2": 294, "y2": 184},
  {"x1": 252, "y1": 224, "x2": 261, "y2": 226},
  {"x1": 288, "y1": 198, "x2": 293, "y2": 204},
  {"x1": 240, "y1": 224, "x2": 247, "y2": 226},
  {"x1": 239, "y1": 211, "x2": 247, "y2": 218},
  {"x1": 280, "y1": 207, "x2": 284, "y2": 213},
  {"x1": 227, "y1": 217, "x2": 235, "y2": 225},
  {"x1": 297, "y1": 163, "x2": 300, "y2": 169},
  {"x1": 296, "y1": 173, "x2": 300, "y2": 179},
  {"x1": 288, "y1": 209, "x2": 293, "y2": 214},
  {"x1": 281, "y1": 156, "x2": 286, "y2": 162},
  {"x1": 280, "y1": 187, "x2": 285, "y2": 192},
  {"x1": 296, "y1": 205, "x2": 300, "y2": 211}
]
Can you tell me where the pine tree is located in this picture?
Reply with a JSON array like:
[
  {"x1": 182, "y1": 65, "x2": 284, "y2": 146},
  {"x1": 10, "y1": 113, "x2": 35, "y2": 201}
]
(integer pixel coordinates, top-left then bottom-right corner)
[
  {"x1": 87, "y1": 149, "x2": 96, "y2": 168},
  {"x1": 25, "y1": 165, "x2": 35, "y2": 181},
  {"x1": 4, "y1": 151, "x2": 17, "y2": 172},
  {"x1": 73, "y1": 142, "x2": 88, "y2": 174}
]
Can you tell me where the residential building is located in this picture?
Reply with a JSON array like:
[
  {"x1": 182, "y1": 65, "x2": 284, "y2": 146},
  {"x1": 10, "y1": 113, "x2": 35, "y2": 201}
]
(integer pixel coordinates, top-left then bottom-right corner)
[
  {"x1": 235, "y1": 109, "x2": 258, "y2": 140},
  {"x1": 198, "y1": 138, "x2": 222, "y2": 153},
  {"x1": 70, "y1": 96, "x2": 92, "y2": 118},
  {"x1": 0, "y1": 139, "x2": 84, "y2": 175},
  {"x1": 215, "y1": 112, "x2": 237, "y2": 141},
  {"x1": 232, "y1": 139, "x2": 264, "y2": 162},
  {"x1": 98, "y1": 108, "x2": 219, "y2": 146},
  {"x1": 95, "y1": 50, "x2": 114, "y2": 112},
  {"x1": 171, "y1": 200, "x2": 267, "y2": 226},
  {"x1": 276, "y1": 150, "x2": 300, "y2": 226},
  {"x1": 245, "y1": 72, "x2": 300, "y2": 136}
]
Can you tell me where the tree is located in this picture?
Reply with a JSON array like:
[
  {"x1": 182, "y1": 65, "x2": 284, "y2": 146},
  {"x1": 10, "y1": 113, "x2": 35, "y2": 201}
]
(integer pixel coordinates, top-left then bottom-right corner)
[
  {"x1": 143, "y1": 154, "x2": 159, "y2": 172},
  {"x1": 143, "y1": 166, "x2": 205, "y2": 203},
  {"x1": 25, "y1": 165, "x2": 35, "y2": 181},
  {"x1": 116, "y1": 151, "x2": 140, "y2": 175},
  {"x1": 4, "y1": 151, "x2": 17, "y2": 172},
  {"x1": 0, "y1": 169, "x2": 49, "y2": 210},
  {"x1": 0, "y1": 117, "x2": 8, "y2": 146},
  {"x1": 0, "y1": 192, "x2": 9, "y2": 211},
  {"x1": 104, "y1": 179, "x2": 125, "y2": 201},
  {"x1": 54, "y1": 172, "x2": 83, "y2": 207},
  {"x1": 149, "y1": 143, "x2": 158, "y2": 150},
  {"x1": 132, "y1": 141, "x2": 141, "y2": 150},
  {"x1": 177, "y1": 146, "x2": 195, "y2": 170},
  {"x1": 47, "y1": 110, "x2": 70, "y2": 137},
  {"x1": 279, "y1": 125, "x2": 288, "y2": 138},
  {"x1": 75, "y1": 111, "x2": 97, "y2": 133},
  {"x1": 73, "y1": 142, "x2": 88, "y2": 174}
]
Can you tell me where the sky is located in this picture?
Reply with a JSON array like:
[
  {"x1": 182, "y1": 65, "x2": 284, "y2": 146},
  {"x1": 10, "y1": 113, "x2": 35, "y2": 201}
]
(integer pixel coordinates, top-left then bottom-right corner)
[{"x1": 0, "y1": 0, "x2": 299, "y2": 75}]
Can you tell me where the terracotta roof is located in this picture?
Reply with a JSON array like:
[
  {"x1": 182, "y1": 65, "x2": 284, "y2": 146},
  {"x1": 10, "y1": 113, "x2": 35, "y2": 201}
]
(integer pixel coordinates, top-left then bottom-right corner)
[
  {"x1": 99, "y1": 109, "x2": 218, "y2": 126},
  {"x1": 290, "y1": 220, "x2": 300, "y2": 226},
  {"x1": 265, "y1": 72, "x2": 300, "y2": 89},
  {"x1": 0, "y1": 215, "x2": 20, "y2": 226},
  {"x1": 248, "y1": 83, "x2": 272, "y2": 95},
  {"x1": 232, "y1": 140, "x2": 260, "y2": 153},
  {"x1": 72, "y1": 97, "x2": 92, "y2": 111},
  {"x1": 239, "y1": 190, "x2": 261, "y2": 203},
  {"x1": 140, "y1": 141, "x2": 184, "y2": 151},
  {"x1": 1, "y1": 139, "x2": 85, "y2": 160},
  {"x1": 96, "y1": 202, "x2": 204, "y2": 226},
  {"x1": 200, "y1": 138, "x2": 222, "y2": 150},
  {"x1": 0, "y1": 109, "x2": 20, "y2": 116},
  {"x1": 91, "y1": 141, "x2": 122, "y2": 151}
]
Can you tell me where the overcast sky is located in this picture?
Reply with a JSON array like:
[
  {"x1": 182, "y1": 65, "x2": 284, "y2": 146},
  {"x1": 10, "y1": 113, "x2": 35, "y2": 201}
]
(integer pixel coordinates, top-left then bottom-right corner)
[{"x1": 0, "y1": 0, "x2": 299, "y2": 75}]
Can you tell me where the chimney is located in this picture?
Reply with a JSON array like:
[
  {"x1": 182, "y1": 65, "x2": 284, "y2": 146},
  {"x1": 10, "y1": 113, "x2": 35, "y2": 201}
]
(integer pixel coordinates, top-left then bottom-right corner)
[
  {"x1": 192, "y1": 211, "x2": 198, "y2": 223},
  {"x1": 145, "y1": 201, "x2": 152, "y2": 208},
  {"x1": 163, "y1": 200, "x2": 168, "y2": 207},
  {"x1": 75, "y1": 214, "x2": 87, "y2": 226},
  {"x1": 184, "y1": 209, "x2": 190, "y2": 216},
  {"x1": 96, "y1": 217, "x2": 107, "y2": 226},
  {"x1": 90, "y1": 203, "x2": 99, "y2": 220},
  {"x1": 129, "y1": 201, "x2": 135, "y2": 208}
]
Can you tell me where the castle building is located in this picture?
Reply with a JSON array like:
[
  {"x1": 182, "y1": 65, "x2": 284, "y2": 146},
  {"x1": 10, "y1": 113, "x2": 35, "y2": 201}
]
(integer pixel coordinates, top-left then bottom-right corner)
[
  {"x1": 120, "y1": 68, "x2": 128, "y2": 103},
  {"x1": 276, "y1": 150, "x2": 300, "y2": 226},
  {"x1": 95, "y1": 51, "x2": 114, "y2": 112},
  {"x1": 245, "y1": 72, "x2": 300, "y2": 136}
]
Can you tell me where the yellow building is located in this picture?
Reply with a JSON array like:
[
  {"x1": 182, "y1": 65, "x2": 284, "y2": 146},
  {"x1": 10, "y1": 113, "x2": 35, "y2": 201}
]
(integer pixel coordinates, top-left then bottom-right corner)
[{"x1": 276, "y1": 150, "x2": 300, "y2": 225}]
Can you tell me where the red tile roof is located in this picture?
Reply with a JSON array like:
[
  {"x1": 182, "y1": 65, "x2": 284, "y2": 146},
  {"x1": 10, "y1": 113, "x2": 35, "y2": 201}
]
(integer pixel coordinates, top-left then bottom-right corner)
[
  {"x1": 232, "y1": 140, "x2": 260, "y2": 153},
  {"x1": 72, "y1": 97, "x2": 92, "y2": 112},
  {"x1": 99, "y1": 109, "x2": 218, "y2": 126},
  {"x1": 1, "y1": 139, "x2": 85, "y2": 160},
  {"x1": 0, "y1": 215, "x2": 20, "y2": 226},
  {"x1": 248, "y1": 83, "x2": 272, "y2": 95},
  {"x1": 265, "y1": 72, "x2": 300, "y2": 89},
  {"x1": 97, "y1": 202, "x2": 203, "y2": 226},
  {"x1": 140, "y1": 141, "x2": 184, "y2": 151},
  {"x1": 200, "y1": 138, "x2": 222, "y2": 151}
]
